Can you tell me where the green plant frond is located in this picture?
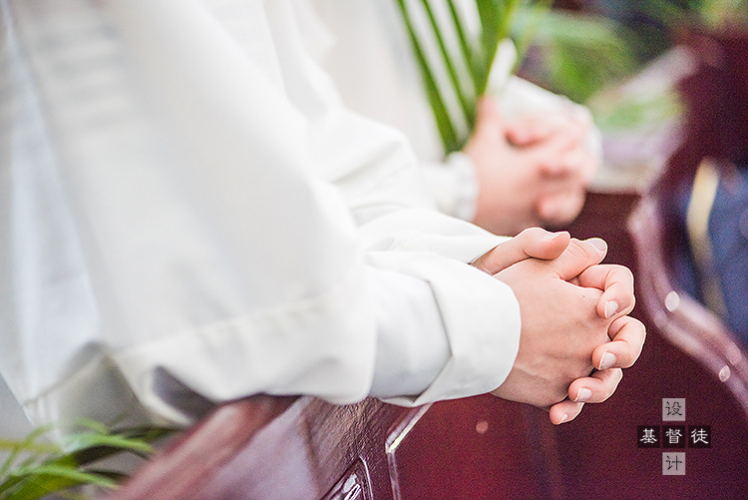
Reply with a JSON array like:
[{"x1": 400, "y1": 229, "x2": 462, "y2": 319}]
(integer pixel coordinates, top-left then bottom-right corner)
[
  {"x1": 395, "y1": 0, "x2": 460, "y2": 153},
  {"x1": 3, "y1": 465, "x2": 117, "y2": 500},
  {"x1": 70, "y1": 419, "x2": 110, "y2": 436},
  {"x1": 1, "y1": 422, "x2": 177, "y2": 500},
  {"x1": 60, "y1": 427, "x2": 174, "y2": 470},
  {"x1": 0, "y1": 456, "x2": 80, "y2": 500},
  {"x1": 83, "y1": 469, "x2": 129, "y2": 483},
  {"x1": 17, "y1": 465, "x2": 118, "y2": 489},
  {"x1": 0, "y1": 441, "x2": 59, "y2": 457},
  {"x1": 474, "y1": 0, "x2": 502, "y2": 94},
  {"x1": 0, "y1": 475, "x2": 24, "y2": 499},
  {"x1": 0, "y1": 427, "x2": 54, "y2": 452},
  {"x1": 73, "y1": 443, "x2": 153, "y2": 468},
  {"x1": 110, "y1": 425, "x2": 177, "y2": 446},
  {"x1": 0, "y1": 425, "x2": 60, "y2": 479},
  {"x1": 419, "y1": 0, "x2": 476, "y2": 120},
  {"x1": 396, "y1": 0, "x2": 540, "y2": 153},
  {"x1": 470, "y1": 0, "x2": 512, "y2": 126},
  {"x1": 525, "y1": 11, "x2": 637, "y2": 102},
  {"x1": 2, "y1": 473, "x2": 74, "y2": 500},
  {"x1": 476, "y1": 0, "x2": 501, "y2": 43},
  {"x1": 446, "y1": 0, "x2": 477, "y2": 84},
  {"x1": 61, "y1": 432, "x2": 153, "y2": 457}
]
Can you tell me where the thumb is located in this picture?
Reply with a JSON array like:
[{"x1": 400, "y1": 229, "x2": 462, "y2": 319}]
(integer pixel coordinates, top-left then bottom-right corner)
[
  {"x1": 546, "y1": 238, "x2": 608, "y2": 281},
  {"x1": 472, "y1": 228, "x2": 570, "y2": 275}
]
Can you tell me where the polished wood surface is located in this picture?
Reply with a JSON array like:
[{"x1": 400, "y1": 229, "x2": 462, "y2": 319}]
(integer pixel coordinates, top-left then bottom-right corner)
[
  {"x1": 107, "y1": 191, "x2": 748, "y2": 500},
  {"x1": 555, "y1": 191, "x2": 748, "y2": 499},
  {"x1": 107, "y1": 395, "x2": 297, "y2": 500},
  {"x1": 107, "y1": 396, "x2": 411, "y2": 500},
  {"x1": 101, "y1": 19, "x2": 748, "y2": 500}
]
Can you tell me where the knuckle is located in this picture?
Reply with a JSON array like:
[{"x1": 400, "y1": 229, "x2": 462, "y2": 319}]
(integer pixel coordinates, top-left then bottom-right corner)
[
  {"x1": 567, "y1": 238, "x2": 592, "y2": 259},
  {"x1": 604, "y1": 371, "x2": 623, "y2": 400}
]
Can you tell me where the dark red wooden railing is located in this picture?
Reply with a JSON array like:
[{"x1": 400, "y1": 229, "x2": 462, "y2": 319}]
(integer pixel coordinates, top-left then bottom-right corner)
[
  {"x1": 104, "y1": 189, "x2": 748, "y2": 500},
  {"x1": 106, "y1": 27, "x2": 748, "y2": 500}
]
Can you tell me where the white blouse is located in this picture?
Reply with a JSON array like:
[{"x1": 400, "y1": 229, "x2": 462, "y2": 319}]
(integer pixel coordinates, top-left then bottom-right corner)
[{"x1": 0, "y1": 0, "x2": 520, "y2": 430}]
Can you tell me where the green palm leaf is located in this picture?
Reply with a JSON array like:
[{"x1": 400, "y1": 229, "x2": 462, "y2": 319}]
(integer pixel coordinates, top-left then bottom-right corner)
[
  {"x1": 395, "y1": 0, "x2": 532, "y2": 154},
  {"x1": 0, "y1": 423, "x2": 177, "y2": 500}
]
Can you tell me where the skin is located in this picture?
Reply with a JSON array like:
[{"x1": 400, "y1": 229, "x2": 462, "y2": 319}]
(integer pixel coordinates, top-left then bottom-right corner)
[
  {"x1": 464, "y1": 98, "x2": 598, "y2": 236},
  {"x1": 472, "y1": 228, "x2": 645, "y2": 424}
]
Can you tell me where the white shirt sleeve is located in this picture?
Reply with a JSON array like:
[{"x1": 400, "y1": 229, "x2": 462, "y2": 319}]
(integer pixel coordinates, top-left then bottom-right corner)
[
  {"x1": 419, "y1": 152, "x2": 479, "y2": 221},
  {"x1": 0, "y1": 0, "x2": 521, "y2": 429},
  {"x1": 367, "y1": 267, "x2": 450, "y2": 399},
  {"x1": 272, "y1": 0, "x2": 521, "y2": 406},
  {"x1": 1, "y1": 0, "x2": 377, "y2": 427}
]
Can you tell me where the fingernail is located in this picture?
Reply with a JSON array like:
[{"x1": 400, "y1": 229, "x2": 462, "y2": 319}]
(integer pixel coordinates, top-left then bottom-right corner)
[
  {"x1": 558, "y1": 413, "x2": 569, "y2": 424},
  {"x1": 599, "y1": 351, "x2": 617, "y2": 370},
  {"x1": 605, "y1": 301, "x2": 619, "y2": 319},
  {"x1": 584, "y1": 238, "x2": 607, "y2": 254},
  {"x1": 576, "y1": 388, "x2": 592, "y2": 402}
]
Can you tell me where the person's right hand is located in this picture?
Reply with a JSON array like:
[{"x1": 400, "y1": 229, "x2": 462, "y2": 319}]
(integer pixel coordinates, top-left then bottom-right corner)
[
  {"x1": 549, "y1": 314, "x2": 645, "y2": 424},
  {"x1": 488, "y1": 238, "x2": 645, "y2": 423}
]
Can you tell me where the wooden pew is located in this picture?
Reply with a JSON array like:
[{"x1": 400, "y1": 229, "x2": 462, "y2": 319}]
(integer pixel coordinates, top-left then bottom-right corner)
[
  {"x1": 551, "y1": 191, "x2": 748, "y2": 499},
  {"x1": 106, "y1": 189, "x2": 748, "y2": 500},
  {"x1": 105, "y1": 27, "x2": 748, "y2": 500}
]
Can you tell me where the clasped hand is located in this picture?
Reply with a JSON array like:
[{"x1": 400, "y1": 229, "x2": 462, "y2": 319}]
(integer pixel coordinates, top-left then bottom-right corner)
[
  {"x1": 465, "y1": 98, "x2": 597, "y2": 236},
  {"x1": 472, "y1": 228, "x2": 645, "y2": 424}
]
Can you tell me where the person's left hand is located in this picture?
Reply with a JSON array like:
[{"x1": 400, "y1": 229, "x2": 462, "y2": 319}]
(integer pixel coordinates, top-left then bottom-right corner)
[
  {"x1": 472, "y1": 228, "x2": 636, "y2": 324},
  {"x1": 472, "y1": 229, "x2": 644, "y2": 424},
  {"x1": 505, "y1": 106, "x2": 598, "y2": 228}
]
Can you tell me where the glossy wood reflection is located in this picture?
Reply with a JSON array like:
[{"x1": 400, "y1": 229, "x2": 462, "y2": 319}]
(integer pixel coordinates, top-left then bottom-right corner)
[{"x1": 109, "y1": 191, "x2": 748, "y2": 500}]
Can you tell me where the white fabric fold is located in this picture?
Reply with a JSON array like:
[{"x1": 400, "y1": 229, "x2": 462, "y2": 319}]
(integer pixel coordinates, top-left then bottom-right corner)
[{"x1": 0, "y1": 0, "x2": 521, "y2": 429}]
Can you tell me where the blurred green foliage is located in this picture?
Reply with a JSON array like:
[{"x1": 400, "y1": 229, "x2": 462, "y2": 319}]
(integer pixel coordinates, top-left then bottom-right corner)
[
  {"x1": 396, "y1": 0, "x2": 669, "y2": 145},
  {"x1": 514, "y1": 8, "x2": 638, "y2": 103},
  {"x1": 395, "y1": 0, "x2": 550, "y2": 154},
  {"x1": 0, "y1": 421, "x2": 175, "y2": 500},
  {"x1": 642, "y1": 0, "x2": 748, "y2": 29}
]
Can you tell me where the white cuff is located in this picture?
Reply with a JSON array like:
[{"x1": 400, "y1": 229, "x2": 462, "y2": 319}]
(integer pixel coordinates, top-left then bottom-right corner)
[
  {"x1": 358, "y1": 209, "x2": 520, "y2": 407},
  {"x1": 368, "y1": 267, "x2": 450, "y2": 399},
  {"x1": 419, "y1": 153, "x2": 479, "y2": 222},
  {"x1": 380, "y1": 256, "x2": 521, "y2": 407}
]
